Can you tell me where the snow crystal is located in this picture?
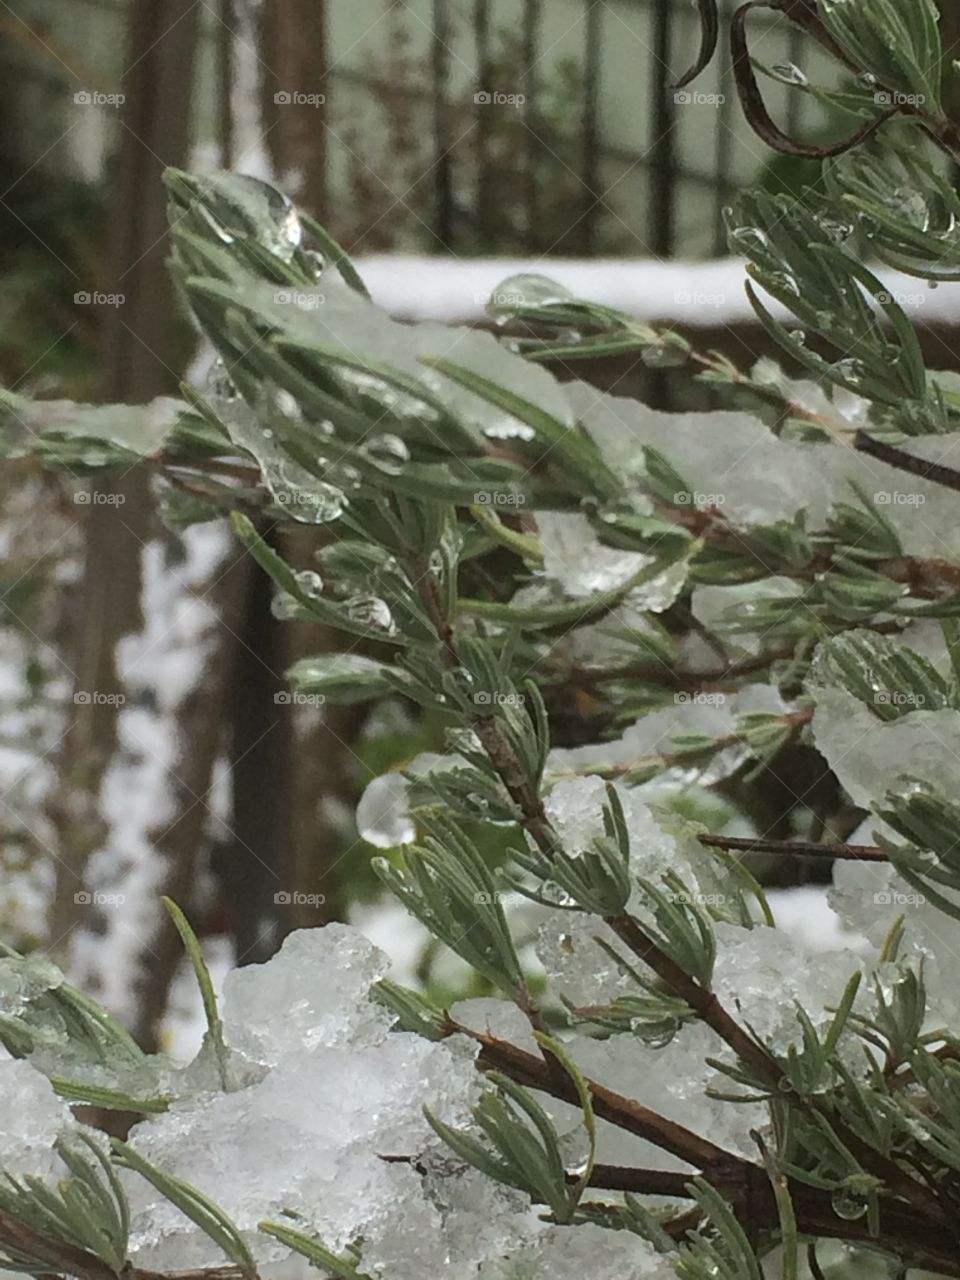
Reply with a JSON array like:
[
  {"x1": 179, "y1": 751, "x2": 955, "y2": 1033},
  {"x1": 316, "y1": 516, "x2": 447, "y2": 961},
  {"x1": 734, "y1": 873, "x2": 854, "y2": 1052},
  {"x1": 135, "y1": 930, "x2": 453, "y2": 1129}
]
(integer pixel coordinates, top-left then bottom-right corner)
[
  {"x1": 537, "y1": 514, "x2": 646, "y2": 596},
  {"x1": 548, "y1": 682, "x2": 786, "y2": 790},
  {"x1": 477, "y1": 1221, "x2": 672, "y2": 1280},
  {"x1": 0, "y1": 1058, "x2": 74, "y2": 1179},
  {"x1": 712, "y1": 921, "x2": 864, "y2": 1052},
  {"x1": 811, "y1": 689, "x2": 960, "y2": 810},
  {"x1": 125, "y1": 1032, "x2": 479, "y2": 1273},
  {"x1": 449, "y1": 997, "x2": 539, "y2": 1055},
  {"x1": 222, "y1": 925, "x2": 393, "y2": 1064}
]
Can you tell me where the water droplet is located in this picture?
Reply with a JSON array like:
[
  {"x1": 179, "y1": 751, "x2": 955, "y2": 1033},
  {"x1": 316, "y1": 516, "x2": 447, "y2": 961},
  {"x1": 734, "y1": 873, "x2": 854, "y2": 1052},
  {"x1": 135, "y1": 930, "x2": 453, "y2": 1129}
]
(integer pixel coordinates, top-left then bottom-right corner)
[
  {"x1": 558, "y1": 1127, "x2": 591, "y2": 1178},
  {"x1": 484, "y1": 419, "x2": 536, "y2": 442},
  {"x1": 294, "y1": 570, "x2": 324, "y2": 598},
  {"x1": 634, "y1": 1019, "x2": 679, "y2": 1049},
  {"x1": 818, "y1": 218, "x2": 854, "y2": 244},
  {"x1": 198, "y1": 176, "x2": 304, "y2": 262},
  {"x1": 356, "y1": 772, "x2": 415, "y2": 848},
  {"x1": 271, "y1": 593, "x2": 301, "y2": 621},
  {"x1": 641, "y1": 343, "x2": 687, "y2": 369},
  {"x1": 729, "y1": 226, "x2": 769, "y2": 251},
  {"x1": 206, "y1": 358, "x2": 238, "y2": 410},
  {"x1": 540, "y1": 881, "x2": 578, "y2": 907},
  {"x1": 771, "y1": 62, "x2": 808, "y2": 86},
  {"x1": 831, "y1": 1186, "x2": 868, "y2": 1221},
  {"x1": 346, "y1": 595, "x2": 396, "y2": 636},
  {"x1": 365, "y1": 433, "x2": 410, "y2": 469}
]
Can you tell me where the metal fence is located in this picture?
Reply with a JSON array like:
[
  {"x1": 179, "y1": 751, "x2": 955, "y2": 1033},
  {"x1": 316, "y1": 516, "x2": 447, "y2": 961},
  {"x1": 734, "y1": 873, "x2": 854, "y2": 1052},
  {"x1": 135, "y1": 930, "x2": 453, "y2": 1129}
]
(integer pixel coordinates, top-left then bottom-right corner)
[{"x1": 3, "y1": 0, "x2": 831, "y2": 257}]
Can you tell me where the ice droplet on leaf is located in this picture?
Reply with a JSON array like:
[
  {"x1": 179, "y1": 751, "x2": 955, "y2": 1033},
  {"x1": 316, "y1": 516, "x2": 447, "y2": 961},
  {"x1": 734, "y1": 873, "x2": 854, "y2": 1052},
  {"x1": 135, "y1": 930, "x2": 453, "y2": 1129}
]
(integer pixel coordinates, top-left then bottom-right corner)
[
  {"x1": 357, "y1": 772, "x2": 416, "y2": 848},
  {"x1": 346, "y1": 595, "x2": 396, "y2": 635}
]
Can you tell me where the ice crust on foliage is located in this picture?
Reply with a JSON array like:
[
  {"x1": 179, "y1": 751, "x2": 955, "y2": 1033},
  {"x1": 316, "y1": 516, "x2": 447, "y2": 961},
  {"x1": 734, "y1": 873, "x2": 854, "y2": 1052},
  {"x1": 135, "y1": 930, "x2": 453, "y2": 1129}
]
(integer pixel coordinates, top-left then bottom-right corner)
[
  {"x1": 565, "y1": 380, "x2": 960, "y2": 562},
  {"x1": 0, "y1": 1059, "x2": 74, "y2": 1179},
  {"x1": 531, "y1": 780, "x2": 867, "y2": 1169},
  {"x1": 811, "y1": 688, "x2": 960, "y2": 810},
  {"x1": 812, "y1": 681, "x2": 960, "y2": 1023},
  {"x1": 477, "y1": 1221, "x2": 672, "y2": 1279},
  {"x1": 221, "y1": 923, "x2": 393, "y2": 1062},
  {"x1": 548, "y1": 683, "x2": 786, "y2": 791},
  {"x1": 123, "y1": 926, "x2": 541, "y2": 1280},
  {"x1": 224, "y1": 279, "x2": 574, "y2": 443},
  {"x1": 536, "y1": 779, "x2": 723, "y2": 1008},
  {"x1": 535, "y1": 511, "x2": 688, "y2": 612}
]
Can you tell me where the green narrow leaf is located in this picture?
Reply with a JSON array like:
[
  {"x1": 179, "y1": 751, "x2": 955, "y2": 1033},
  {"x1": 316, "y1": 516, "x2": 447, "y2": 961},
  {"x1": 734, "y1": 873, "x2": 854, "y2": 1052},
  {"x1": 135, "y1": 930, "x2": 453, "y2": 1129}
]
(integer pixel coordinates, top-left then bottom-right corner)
[
  {"x1": 162, "y1": 897, "x2": 229, "y2": 1089},
  {"x1": 259, "y1": 1221, "x2": 369, "y2": 1278},
  {"x1": 112, "y1": 1141, "x2": 257, "y2": 1276}
]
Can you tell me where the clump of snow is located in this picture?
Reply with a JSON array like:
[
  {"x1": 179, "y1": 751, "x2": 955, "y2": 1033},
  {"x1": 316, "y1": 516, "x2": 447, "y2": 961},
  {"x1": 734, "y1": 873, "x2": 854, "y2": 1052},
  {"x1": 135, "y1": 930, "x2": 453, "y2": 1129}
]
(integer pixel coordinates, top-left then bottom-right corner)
[
  {"x1": 0, "y1": 1058, "x2": 74, "y2": 1179},
  {"x1": 222, "y1": 925, "x2": 393, "y2": 1064},
  {"x1": 477, "y1": 1220, "x2": 672, "y2": 1279},
  {"x1": 123, "y1": 922, "x2": 526, "y2": 1280}
]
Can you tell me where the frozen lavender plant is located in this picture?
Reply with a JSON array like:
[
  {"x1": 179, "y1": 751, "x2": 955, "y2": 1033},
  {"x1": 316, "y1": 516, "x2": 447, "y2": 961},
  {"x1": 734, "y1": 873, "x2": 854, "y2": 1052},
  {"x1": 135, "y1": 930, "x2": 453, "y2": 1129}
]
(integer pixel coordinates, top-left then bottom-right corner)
[{"x1": 5, "y1": 2, "x2": 960, "y2": 1276}]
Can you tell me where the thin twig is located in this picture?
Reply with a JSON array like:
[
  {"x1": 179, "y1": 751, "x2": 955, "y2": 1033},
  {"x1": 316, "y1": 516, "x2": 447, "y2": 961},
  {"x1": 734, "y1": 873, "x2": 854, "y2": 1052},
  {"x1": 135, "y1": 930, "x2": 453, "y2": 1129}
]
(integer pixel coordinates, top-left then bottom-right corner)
[
  {"x1": 697, "y1": 833, "x2": 887, "y2": 861},
  {"x1": 855, "y1": 432, "x2": 960, "y2": 495}
]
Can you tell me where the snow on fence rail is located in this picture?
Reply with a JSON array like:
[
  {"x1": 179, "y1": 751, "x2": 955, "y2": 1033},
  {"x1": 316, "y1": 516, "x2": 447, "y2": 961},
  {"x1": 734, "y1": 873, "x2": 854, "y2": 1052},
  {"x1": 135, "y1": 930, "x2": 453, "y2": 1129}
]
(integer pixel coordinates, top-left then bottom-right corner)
[{"x1": 358, "y1": 256, "x2": 960, "y2": 328}]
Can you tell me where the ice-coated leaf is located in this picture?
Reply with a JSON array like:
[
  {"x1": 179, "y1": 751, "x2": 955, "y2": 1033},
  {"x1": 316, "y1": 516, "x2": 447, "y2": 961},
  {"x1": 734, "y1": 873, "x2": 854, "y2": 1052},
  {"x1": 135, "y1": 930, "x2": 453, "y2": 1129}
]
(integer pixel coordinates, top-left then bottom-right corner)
[
  {"x1": 0, "y1": 391, "x2": 188, "y2": 465},
  {"x1": 185, "y1": 277, "x2": 577, "y2": 448},
  {"x1": 287, "y1": 653, "x2": 399, "y2": 705}
]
